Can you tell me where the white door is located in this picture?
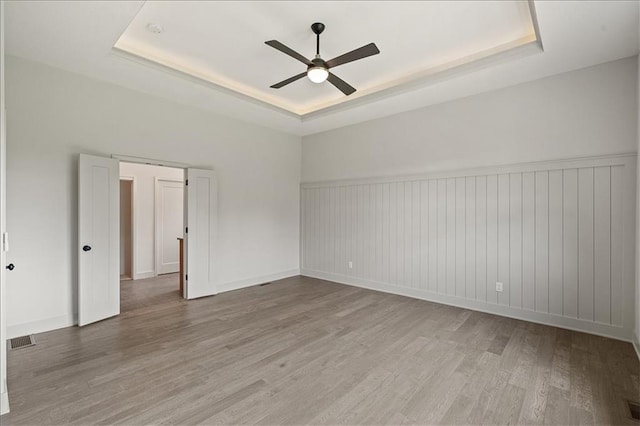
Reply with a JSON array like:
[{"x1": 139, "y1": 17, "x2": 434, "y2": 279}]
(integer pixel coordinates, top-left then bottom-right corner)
[
  {"x1": 78, "y1": 154, "x2": 119, "y2": 326},
  {"x1": 185, "y1": 168, "x2": 217, "y2": 299},
  {"x1": 155, "y1": 179, "x2": 183, "y2": 275}
]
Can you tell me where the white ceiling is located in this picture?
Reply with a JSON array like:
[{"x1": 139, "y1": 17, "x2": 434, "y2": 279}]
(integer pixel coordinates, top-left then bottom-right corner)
[
  {"x1": 4, "y1": 1, "x2": 639, "y2": 136},
  {"x1": 114, "y1": 1, "x2": 535, "y2": 115}
]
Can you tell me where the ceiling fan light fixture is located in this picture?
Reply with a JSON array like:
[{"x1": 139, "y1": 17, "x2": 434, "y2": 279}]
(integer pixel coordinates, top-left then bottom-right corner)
[
  {"x1": 266, "y1": 21, "x2": 379, "y2": 95},
  {"x1": 307, "y1": 66, "x2": 328, "y2": 83}
]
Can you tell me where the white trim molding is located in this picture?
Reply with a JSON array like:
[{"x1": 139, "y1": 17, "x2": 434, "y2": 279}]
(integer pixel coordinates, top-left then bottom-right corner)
[
  {"x1": 301, "y1": 153, "x2": 637, "y2": 188},
  {"x1": 6, "y1": 313, "x2": 76, "y2": 340},
  {"x1": 133, "y1": 271, "x2": 156, "y2": 281},
  {"x1": 112, "y1": 154, "x2": 190, "y2": 169},
  {"x1": 0, "y1": 383, "x2": 8, "y2": 415},
  {"x1": 217, "y1": 269, "x2": 301, "y2": 294}
]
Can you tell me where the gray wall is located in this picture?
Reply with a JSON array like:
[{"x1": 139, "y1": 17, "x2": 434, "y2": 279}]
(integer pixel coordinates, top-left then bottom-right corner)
[
  {"x1": 301, "y1": 57, "x2": 638, "y2": 341},
  {"x1": 301, "y1": 155, "x2": 636, "y2": 340},
  {"x1": 302, "y1": 57, "x2": 637, "y2": 182}
]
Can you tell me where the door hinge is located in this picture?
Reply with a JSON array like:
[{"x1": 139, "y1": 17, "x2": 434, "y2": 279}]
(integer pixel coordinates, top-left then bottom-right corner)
[
  {"x1": 185, "y1": 274, "x2": 188, "y2": 280},
  {"x1": 185, "y1": 227, "x2": 188, "y2": 234},
  {"x1": 185, "y1": 179, "x2": 188, "y2": 186}
]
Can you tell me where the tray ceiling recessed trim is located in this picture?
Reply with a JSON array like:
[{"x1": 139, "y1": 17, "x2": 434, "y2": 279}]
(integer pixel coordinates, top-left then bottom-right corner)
[{"x1": 112, "y1": 1, "x2": 542, "y2": 119}]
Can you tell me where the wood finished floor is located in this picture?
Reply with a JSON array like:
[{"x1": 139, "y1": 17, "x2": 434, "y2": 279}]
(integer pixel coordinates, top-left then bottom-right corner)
[{"x1": 2, "y1": 274, "x2": 639, "y2": 425}]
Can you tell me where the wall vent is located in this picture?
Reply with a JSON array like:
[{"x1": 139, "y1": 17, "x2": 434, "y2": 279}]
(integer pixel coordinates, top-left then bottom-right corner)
[
  {"x1": 628, "y1": 401, "x2": 640, "y2": 421},
  {"x1": 9, "y1": 335, "x2": 35, "y2": 350}
]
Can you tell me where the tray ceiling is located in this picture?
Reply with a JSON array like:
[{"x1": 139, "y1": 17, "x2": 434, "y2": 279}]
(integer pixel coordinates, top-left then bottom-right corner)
[
  {"x1": 114, "y1": 1, "x2": 536, "y2": 116},
  {"x1": 4, "y1": 1, "x2": 638, "y2": 135}
]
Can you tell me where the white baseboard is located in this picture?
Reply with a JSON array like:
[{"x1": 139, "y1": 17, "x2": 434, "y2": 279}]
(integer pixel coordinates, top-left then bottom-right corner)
[
  {"x1": 633, "y1": 331, "x2": 640, "y2": 362},
  {"x1": 217, "y1": 269, "x2": 300, "y2": 294},
  {"x1": 0, "y1": 392, "x2": 8, "y2": 415},
  {"x1": 301, "y1": 269, "x2": 633, "y2": 342},
  {"x1": 133, "y1": 271, "x2": 155, "y2": 280},
  {"x1": 6, "y1": 313, "x2": 76, "y2": 339},
  {"x1": 0, "y1": 378, "x2": 8, "y2": 415}
]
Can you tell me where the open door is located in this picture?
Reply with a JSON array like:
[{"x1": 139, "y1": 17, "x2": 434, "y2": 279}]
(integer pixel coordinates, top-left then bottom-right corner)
[
  {"x1": 185, "y1": 168, "x2": 217, "y2": 299},
  {"x1": 78, "y1": 154, "x2": 119, "y2": 326}
]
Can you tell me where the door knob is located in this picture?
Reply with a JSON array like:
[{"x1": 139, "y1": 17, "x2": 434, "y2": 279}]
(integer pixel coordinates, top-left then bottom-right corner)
[
  {"x1": 82, "y1": 245, "x2": 92, "y2": 252},
  {"x1": 6, "y1": 264, "x2": 14, "y2": 271}
]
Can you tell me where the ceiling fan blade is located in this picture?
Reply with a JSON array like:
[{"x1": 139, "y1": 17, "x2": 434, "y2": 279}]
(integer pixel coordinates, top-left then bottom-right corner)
[
  {"x1": 325, "y1": 43, "x2": 380, "y2": 69},
  {"x1": 265, "y1": 40, "x2": 313, "y2": 66},
  {"x1": 270, "y1": 72, "x2": 307, "y2": 89},
  {"x1": 327, "y1": 72, "x2": 356, "y2": 96}
]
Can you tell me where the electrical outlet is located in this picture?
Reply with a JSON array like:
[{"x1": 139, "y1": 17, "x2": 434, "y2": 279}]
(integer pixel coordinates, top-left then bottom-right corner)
[
  {"x1": 348, "y1": 261, "x2": 353, "y2": 269},
  {"x1": 496, "y1": 282, "x2": 504, "y2": 292}
]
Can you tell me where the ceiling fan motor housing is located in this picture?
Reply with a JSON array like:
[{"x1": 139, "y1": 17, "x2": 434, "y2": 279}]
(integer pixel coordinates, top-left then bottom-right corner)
[{"x1": 309, "y1": 57, "x2": 327, "y2": 70}]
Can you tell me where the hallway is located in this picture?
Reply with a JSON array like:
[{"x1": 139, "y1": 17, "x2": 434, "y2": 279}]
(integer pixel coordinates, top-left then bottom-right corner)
[{"x1": 121, "y1": 273, "x2": 182, "y2": 312}]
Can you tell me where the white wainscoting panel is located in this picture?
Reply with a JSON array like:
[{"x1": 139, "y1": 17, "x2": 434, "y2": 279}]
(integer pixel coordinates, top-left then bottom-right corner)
[{"x1": 301, "y1": 155, "x2": 636, "y2": 341}]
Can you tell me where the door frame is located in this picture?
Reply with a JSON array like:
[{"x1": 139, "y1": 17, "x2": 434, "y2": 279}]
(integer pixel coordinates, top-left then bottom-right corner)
[
  {"x1": 78, "y1": 153, "x2": 218, "y2": 324},
  {"x1": 120, "y1": 176, "x2": 136, "y2": 280},
  {"x1": 113, "y1": 154, "x2": 188, "y2": 281},
  {"x1": 112, "y1": 154, "x2": 189, "y2": 170},
  {"x1": 0, "y1": 0, "x2": 9, "y2": 411},
  {"x1": 154, "y1": 177, "x2": 184, "y2": 277}
]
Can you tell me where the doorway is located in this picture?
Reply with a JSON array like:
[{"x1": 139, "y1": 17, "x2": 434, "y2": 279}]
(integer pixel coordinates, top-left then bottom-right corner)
[
  {"x1": 78, "y1": 153, "x2": 218, "y2": 326},
  {"x1": 119, "y1": 162, "x2": 184, "y2": 310}
]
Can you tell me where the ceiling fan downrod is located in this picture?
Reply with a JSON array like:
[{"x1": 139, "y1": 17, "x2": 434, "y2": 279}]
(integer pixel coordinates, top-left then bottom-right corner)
[{"x1": 311, "y1": 22, "x2": 325, "y2": 56}]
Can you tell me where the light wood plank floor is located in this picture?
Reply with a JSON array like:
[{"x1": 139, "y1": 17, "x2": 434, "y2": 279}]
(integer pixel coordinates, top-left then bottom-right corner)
[{"x1": 2, "y1": 275, "x2": 639, "y2": 425}]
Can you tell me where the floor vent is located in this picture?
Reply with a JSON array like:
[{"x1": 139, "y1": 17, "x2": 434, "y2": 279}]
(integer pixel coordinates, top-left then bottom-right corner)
[
  {"x1": 259, "y1": 282, "x2": 272, "y2": 287},
  {"x1": 9, "y1": 335, "x2": 35, "y2": 350},
  {"x1": 628, "y1": 400, "x2": 640, "y2": 421}
]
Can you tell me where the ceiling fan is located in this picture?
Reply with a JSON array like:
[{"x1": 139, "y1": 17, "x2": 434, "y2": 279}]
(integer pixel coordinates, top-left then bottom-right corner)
[{"x1": 265, "y1": 22, "x2": 380, "y2": 96}]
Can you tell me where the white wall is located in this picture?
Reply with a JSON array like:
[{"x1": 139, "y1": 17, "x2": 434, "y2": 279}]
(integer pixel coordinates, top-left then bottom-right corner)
[
  {"x1": 0, "y1": 0, "x2": 9, "y2": 416},
  {"x1": 301, "y1": 57, "x2": 638, "y2": 341},
  {"x1": 119, "y1": 162, "x2": 183, "y2": 279},
  {"x1": 4, "y1": 55, "x2": 301, "y2": 337},
  {"x1": 302, "y1": 57, "x2": 637, "y2": 182}
]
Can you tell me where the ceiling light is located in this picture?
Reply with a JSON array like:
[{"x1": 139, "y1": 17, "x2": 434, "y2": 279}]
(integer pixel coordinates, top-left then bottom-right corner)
[
  {"x1": 307, "y1": 66, "x2": 328, "y2": 84},
  {"x1": 146, "y1": 23, "x2": 164, "y2": 34}
]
